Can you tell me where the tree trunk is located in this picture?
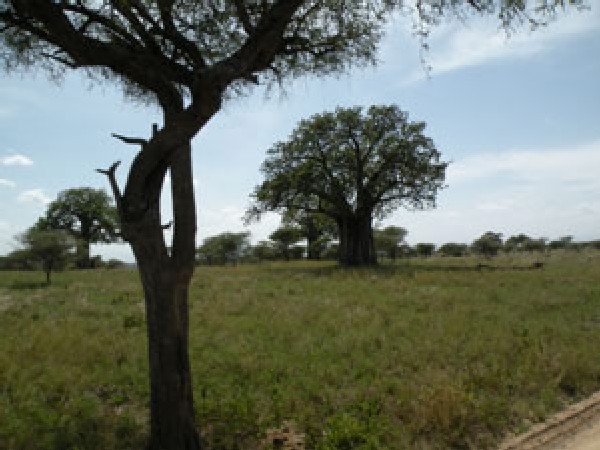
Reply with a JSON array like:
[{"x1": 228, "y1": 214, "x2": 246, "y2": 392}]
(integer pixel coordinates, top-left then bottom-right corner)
[
  {"x1": 100, "y1": 95, "x2": 221, "y2": 449},
  {"x1": 337, "y1": 214, "x2": 376, "y2": 266},
  {"x1": 306, "y1": 218, "x2": 320, "y2": 260},
  {"x1": 117, "y1": 136, "x2": 200, "y2": 450},
  {"x1": 133, "y1": 243, "x2": 200, "y2": 450},
  {"x1": 137, "y1": 138, "x2": 199, "y2": 450}
]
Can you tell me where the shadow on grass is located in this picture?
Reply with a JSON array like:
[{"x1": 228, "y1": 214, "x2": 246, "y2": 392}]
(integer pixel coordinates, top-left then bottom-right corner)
[
  {"x1": 9, "y1": 280, "x2": 49, "y2": 290},
  {"x1": 261, "y1": 261, "x2": 545, "y2": 278}
]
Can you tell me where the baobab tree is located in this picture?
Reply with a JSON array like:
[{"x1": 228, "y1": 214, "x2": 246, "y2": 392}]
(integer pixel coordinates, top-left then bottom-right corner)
[{"x1": 0, "y1": 1, "x2": 582, "y2": 448}]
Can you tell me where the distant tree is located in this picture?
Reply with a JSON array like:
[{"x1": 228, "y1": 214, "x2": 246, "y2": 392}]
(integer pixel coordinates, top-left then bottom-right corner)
[
  {"x1": 196, "y1": 232, "x2": 250, "y2": 265},
  {"x1": 248, "y1": 105, "x2": 447, "y2": 266},
  {"x1": 0, "y1": 249, "x2": 36, "y2": 271},
  {"x1": 589, "y1": 240, "x2": 600, "y2": 250},
  {"x1": 16, "y1": 228, "x2": 76, "y2": 284},
  {"x1": 2, "y1": 1, "x2": 579, "y2": 446},
  {"x1": 38, "y1": 188, "x2": 118, "y2": 268},
  {"x1": 504, "y1": 234, "x2": 531, "y2": 252},
  {"x1": 549, "y1": 235, "x2": 574, "y2": 250},
  {"x1": 251, "y1": 241, "x2": 278, "y2": 262},
  {"x1": 438, "y1": 242, "x2": 469, "y2": 257},
  {"x1": 282, "y1": 210, "x2": 337, "y2": 260},
  {"x1": 522, "y1": 237, "x2": 547, "y2": 253},
  {"x1": 472, "y1": 232, "x2": 503, "y2": 257},
  {"x1": 415, "y1": 243, "x2": 436, "y2": 257},
  {"x1": 374, "y1": 226, "x2": 408, "y2": 261},
  {"x1": 105, "y1": 258, "x2": 127, "y2": 269},
  {"x1": 269, "y1": 226, "x2": 303, "y2": 261}
]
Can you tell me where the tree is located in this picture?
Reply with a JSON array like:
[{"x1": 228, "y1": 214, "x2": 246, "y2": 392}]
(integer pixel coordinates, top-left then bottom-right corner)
[
  {"x1": 38, "y1": 188, "x2": 119, "y2": 268},
  {"x1": 16, "y1": 228, "x2": 76, "y2": 284},
  {"x1": 374, "y1": 225, "x2": 408, "y2": 261},
  {"x1": 415, "y1": 242, "x2": 436, "y2": 257},
  {"x1": 251, "y1": 240, "x2": 277, "y2": 262},
  {"x1": 269, "y1": 226, "x2": 303, "y2": 261},
  {"x1": 438, "y1": 242, "x2": 468, "y2": 257},
  {"x1": 248, "y1": 105, "x2": 447, "y2": 266},
  {"x1": 1, "y1": 2, "x2": 580, "y2": 447},
  {"x1": 549, "y1": 235, "x2": 574, "y2": 250},
  {"x1": 504, "y1": 233, "x2": 531, "y2": 252},
  {"x1": 282, "y1": 209, "x2": 337, "y2": 260},
  {"x1": 472, "y1": 231, "x2": 503, "y2": 257},
  {"x1": 196, "y1": 231, "x2": 250, "y2": 265}
]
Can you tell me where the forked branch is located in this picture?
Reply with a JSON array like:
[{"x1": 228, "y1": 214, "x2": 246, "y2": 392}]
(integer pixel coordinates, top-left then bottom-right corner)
[{"x1": 96, "y1": 161, "x2": 123, "y2": 213}]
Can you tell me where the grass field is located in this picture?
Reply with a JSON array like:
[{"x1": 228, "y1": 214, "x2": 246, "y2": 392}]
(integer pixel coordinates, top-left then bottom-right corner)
[{"x1": 1, "y1": 251, "x2": 600, "y2": 450}]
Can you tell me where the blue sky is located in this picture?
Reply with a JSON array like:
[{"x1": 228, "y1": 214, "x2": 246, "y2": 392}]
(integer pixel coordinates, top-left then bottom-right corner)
[{"x1": 1, "y1": 5, "x2": 599, "y2": 262}]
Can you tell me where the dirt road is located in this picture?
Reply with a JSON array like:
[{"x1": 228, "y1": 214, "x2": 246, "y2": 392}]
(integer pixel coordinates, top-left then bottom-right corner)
[{"x1": 500, "y1": 391, "x2": 600, "y2": 450}]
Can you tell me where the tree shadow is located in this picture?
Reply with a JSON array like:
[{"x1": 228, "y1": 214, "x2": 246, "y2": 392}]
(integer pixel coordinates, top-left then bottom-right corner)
[
  {"x1": 8, "y1": 280, "x2": 49, "y2": 290},
  {"x1": 261, "y1": 260, "x2": 545, "y2": 278}
]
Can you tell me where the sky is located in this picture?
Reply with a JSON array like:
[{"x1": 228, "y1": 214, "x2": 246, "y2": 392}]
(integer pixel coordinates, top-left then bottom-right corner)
[{"x1": 1, "y1": 5, "x2": 599, "y2": 262}]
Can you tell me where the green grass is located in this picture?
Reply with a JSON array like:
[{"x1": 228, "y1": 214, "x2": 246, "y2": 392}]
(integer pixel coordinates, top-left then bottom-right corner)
[{"x1": 1, "y1": 251, "x2": 600, "y2": 449}]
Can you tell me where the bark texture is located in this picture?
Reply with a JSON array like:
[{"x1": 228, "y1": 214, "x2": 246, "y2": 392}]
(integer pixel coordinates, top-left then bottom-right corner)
[
  {"x1": 337, "y1": 214, "x2": 377, "y2": 266},
  {"x1": 101, "y1": 118, "x2": 208, "y2": 449}
]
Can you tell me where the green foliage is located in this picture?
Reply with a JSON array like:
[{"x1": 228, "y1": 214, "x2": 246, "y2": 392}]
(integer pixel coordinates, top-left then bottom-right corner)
[
  {"x1": 38, "y1": 188, "x2": 118, "y2": 268},
  {"x1": 1, "y1": 253, "x2": 600, "y2": 449},
  {"x1": 16, "y1": 228, "x2": 77, "y2": 284},
  {"x1": 269, "y1": 226, "x2": 304, "y2": 261},
  {"x1": 197, "y1": 232, "x2": 251, "y2": 265},
  {"x1": 472, "y1": 231, "x2": 503, "y2": 257},
  {"x1": 248, "y1": 105, "x2": 446, "y2": 265},
  {"x1": 415, "y1": 242, "x2": 436, "y2": 257},
  {"x1": 438, "y1": 242, "x2": 469, "y2": 257},
  {"x1": 250, "y1": 240, "x2": 278, "y2": 262},
  {"x1": 505, "y1": 234, "x2": 547, "y2": 253},
  {"x1": 249, "y1": 105, "x2": 447, "y2": 223},
  {"x1": 374, "y1": 226, "x2": 408, "y2": 260},
  {"x1": 549, "y1": 235, "x2": 574, "y2": 250},
  {"x1": 283, "y1": 210, "x2": 337, "y2": 260}
]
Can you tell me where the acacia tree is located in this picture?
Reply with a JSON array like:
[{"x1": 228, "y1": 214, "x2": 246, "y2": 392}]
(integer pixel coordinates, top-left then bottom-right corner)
[
  {"x1": 38, "y1": 187, "x2": 119, "y2": 268},
  {"x1": 17, "y1": 228, "x2": 76, "y2": 285},
  {"x1": 196, "y1": 231, "x2": 250, "y2": 265},
  {"x1": 248, "y1": 105, "x2": 447, "y2": 265},
  {"x1": 0, "y1": 1, "x2": 581, "y2": 448},
  {"x1": 374, "y1": 225, "x2": 408, "y2": 261},
  {"x1": 282, "y1": 209, "x2": 337, "y2": 259},
  {"x1": 269, "y1": 225, "x2": 303, "y2": 260},
  {"x1": 472, "y1": 231, "x2": 503, "y2": 257}
]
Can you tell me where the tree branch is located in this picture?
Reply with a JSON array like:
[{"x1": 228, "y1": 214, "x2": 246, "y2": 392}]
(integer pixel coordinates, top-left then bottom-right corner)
[
  {"x1": 96, "y1": 161, "x2": 123, "y2": 213},
  {"x1": 111, "y1": 133, "x2": 148, "y2": 147}
]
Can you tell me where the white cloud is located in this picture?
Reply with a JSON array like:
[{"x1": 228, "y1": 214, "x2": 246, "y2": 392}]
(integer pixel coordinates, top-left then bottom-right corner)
[
  {"x1": 0, "y1": 178, "x2": 15, "y2": 188},
  {"x1": 383, "y1": 138, "x2": 600, "y2": 244},
  {"x1": 1, "y1": 153, "x2": 34, "y2": 166},
  {"x1": 404, "y1": 6, "x2": 599, "y2": 83},
  {"x1": 448, "y1": 139, "x2": 600, "y2": 186},
  {"x1": 18, "y1": 188, "x2": 51, "y2": 205}
]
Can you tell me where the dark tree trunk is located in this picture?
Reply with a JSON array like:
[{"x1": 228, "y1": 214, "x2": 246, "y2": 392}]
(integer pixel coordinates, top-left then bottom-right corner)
[
  {"x1": 337, "y1": 214, "x2": 377, "y2": 266},
  {"x1": 98, "y1": 92, "x2": 222, "y2": 450},
  {"x1": 127, "y1": 138, "x2": 200, "y2": 450},
  {"x1": 132, "y1": 240, "x2": 199, "y2": 450},
  {"x1": 306, "y1": 218, "x2": 320, "y2": 260}
]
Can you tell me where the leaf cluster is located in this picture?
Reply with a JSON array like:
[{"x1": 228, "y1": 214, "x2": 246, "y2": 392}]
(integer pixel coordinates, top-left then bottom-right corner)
[
  {"x1": 1, "y1": 1, "x2": 585, "y2": 104},
  {"x1": 38, "y1": 188, "x2": 119, "y2": 245},
  {"x1": 250, "y1": 105, "x2": 447, "y2": 222}
]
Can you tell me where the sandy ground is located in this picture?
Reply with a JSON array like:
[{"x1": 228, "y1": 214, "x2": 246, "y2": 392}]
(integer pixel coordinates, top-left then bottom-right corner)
[{"x1": 500, "y1": 391, "x2": 600, "y2": 450}]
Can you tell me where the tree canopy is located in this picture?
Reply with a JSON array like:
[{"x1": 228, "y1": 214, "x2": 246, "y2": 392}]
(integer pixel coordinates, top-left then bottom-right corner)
[
  {"x1": 374, "y1": 225, "x2": 408, "y2": 260},
  {"x1": 248, "y1": 105, "x2": 447, "y2": 265},
  {"x1": 472, "y1": 231, "x2": 503, "y2": 257},
  {"x1": 1, "y1": 1, "x2": 585, "y2": 447},
  {"x1": 16, "y1": 228, "x2": 76, "y2": 285},
  {"x1": 269, "y1": 225, "x2": 304, "y2": 261},
  {"x1": 196, "y1": 231, "x2": 250, "y2": 265},
  {"x1": 37, "y1": 188, "x2": 119, "y2": 268}
]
